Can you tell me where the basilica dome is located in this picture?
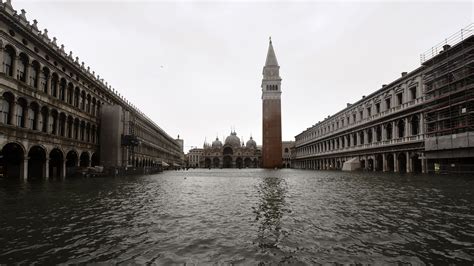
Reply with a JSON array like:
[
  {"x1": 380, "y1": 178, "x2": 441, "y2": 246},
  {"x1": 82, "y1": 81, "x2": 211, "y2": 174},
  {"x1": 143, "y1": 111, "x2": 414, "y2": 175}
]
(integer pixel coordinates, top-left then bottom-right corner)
[
  {"x1": 225, "y1": 131, "x2": 241, "y2": 147},
  {"x1": 212, "y1": 137, "x2": 223, "y2": 148},
  {"x1": 246, "y1": 137, "x2": 257, "y2": 149}
]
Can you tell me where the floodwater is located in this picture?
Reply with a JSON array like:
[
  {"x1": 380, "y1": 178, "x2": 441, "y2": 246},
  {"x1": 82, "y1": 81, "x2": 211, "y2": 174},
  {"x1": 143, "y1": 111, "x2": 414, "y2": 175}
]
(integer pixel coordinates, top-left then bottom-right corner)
[{"x1": 0, "y1": 169, "x2": 473, "y2": 264}]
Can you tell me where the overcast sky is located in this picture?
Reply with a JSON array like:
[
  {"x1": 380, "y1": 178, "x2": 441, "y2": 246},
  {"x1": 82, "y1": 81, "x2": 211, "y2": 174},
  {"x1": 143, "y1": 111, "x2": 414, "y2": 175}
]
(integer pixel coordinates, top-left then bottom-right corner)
[{"x1": 16, "y1": 0, "x2": 473, "y2": 152}]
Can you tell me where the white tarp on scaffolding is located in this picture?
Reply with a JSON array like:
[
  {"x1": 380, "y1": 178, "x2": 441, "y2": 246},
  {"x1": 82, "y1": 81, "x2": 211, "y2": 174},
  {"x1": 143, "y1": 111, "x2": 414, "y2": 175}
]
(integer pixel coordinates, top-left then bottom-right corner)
[{"x1": 342, "y1": 157, "x2": 361, "y2": 171}]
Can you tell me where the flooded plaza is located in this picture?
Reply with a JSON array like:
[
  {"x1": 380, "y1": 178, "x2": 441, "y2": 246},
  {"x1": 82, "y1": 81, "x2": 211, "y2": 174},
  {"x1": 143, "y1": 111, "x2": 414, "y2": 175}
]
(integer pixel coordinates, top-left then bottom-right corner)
[{"x1": 0, "y1": 169, "x2": 473, "y2": 264}]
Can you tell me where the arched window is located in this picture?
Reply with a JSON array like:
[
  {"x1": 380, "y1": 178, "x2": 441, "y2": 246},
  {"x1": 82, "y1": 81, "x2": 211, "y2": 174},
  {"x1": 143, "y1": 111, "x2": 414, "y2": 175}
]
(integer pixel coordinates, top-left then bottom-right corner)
[
  {"x1": 51, "y1": 73, "x2": 58, "y2": 98},
  {"x1": 386, "y1": 123, "x2": 393, "y2": 140},
  {"x1": 80, "y1": 121, "x2": 85, "y2": 141},
  {"x1": 86, "y1": 94, "x2": 91, "y2": 113},
  {"x1": 3, "y1": 45, "x2": 15, "y2": 76},
  {"x1": 398, "y1": 120, "x2": 405, "y2": 138},
  {"x1": 30, "y1": 61, "x2": 40, "y2": 88},
  {"x1": 41, "y1": 67, "x2": 50, "y2": 93},
  {"x1": 74, "y1": 119, "x2": 79, "y2": 139},
  {"x1": 0, "y1": 98, "x2": 10, "y2": 124},
  {"x1": 16, "y1": 102, "x2": 24, "y2": 127},
  {"x1": 411, "y1": 115, "x2": 419, "y2": 136},
  {"x1": 18, "y1": 53, "x2": 29, "y2": 82},
  {"x1": 74, "y1": 88, "x2": 80, "y2": 107},
  {"x1": 67, "y1": 83, "x2": 74, "y2": 105},
  {"x1": 81, "y1": 91, "x2": 86, "y2": 110},
  {"x1": 40, "y1": 107, "x2": 48, "y2": 133},
  {"x1": 59, "y1": 79, "x2": 67, "y2": 102},
  {"x1": 27, "y1": 108, "x2": 35, "y2": 129},
  {"x1": 59, "y1": 113, "x2": 66, "y2": 137},
  {"x1": 50, "y1": 111, "x2": 58, "y2": 134}
]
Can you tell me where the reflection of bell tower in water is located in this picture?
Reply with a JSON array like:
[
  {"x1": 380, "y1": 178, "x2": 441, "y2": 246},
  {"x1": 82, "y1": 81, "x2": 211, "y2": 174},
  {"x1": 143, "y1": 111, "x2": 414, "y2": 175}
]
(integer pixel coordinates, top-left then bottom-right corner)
[{"x1": 261, "y1": 37, "x2": 282, "y2": 168}]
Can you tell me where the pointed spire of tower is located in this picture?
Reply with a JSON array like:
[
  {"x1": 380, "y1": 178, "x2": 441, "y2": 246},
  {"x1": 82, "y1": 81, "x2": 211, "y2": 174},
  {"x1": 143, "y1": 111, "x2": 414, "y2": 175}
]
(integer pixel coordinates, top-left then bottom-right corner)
[{"x1": 265, "y1": 36, "x2": 279, "y2": 66}]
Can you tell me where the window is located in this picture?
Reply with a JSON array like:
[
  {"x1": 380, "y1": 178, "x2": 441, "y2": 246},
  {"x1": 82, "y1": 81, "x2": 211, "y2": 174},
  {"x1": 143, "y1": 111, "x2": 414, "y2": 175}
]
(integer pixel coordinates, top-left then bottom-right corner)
[
  {"x1": 367, "y1": 107, "x2": 371, "y2": 117},
  {"x1": 397, "y1": 93, "x2": 403, "y2": 105},
  {"x1": 359, "y1": 110, "x2": 363, "y2": 120},
  {"x1": 375, "y1": 103, "x2": 380, "y2": 113},
  {"x1": 16, "y1": 104, "x2": 23, "y2": 127},
  {"x1": 385, "y1": 98, "x2": 391, "y2": 110},
  {"x1": 0, "y1": 99, "x2": 9, "y2": 123},
  {"x1": 3, "y1": 46, "x2": 14, "y2": 77},
  {"x1": 410, "y1": 87, "x2": 417, "y2": 100},
  {"x1": 18, "y1": 54, "x2": 28, "y2": 82},
  {"x1": 352, "y1": 114, "x2": 356, "y2": 123},
  {"x1": 28, "y1": 108, "x2": 34, "y2": 129}
]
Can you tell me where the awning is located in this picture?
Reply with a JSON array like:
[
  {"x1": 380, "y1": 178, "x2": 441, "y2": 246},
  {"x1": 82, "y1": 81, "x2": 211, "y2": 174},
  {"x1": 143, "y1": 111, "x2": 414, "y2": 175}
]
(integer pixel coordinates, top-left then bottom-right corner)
[
  {"x1": 172, "y1": 163, "x2": 181, "y2": 167},
  {"x1": 162, "y1": 162, "x2": 170, "y2": 167}
]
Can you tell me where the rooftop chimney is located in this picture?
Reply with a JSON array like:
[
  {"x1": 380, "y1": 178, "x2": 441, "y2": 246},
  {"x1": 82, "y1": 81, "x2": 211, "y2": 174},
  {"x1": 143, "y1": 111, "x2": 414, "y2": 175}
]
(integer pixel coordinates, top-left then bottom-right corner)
[
  {"x1": 347, "y1": 103, "x2": 352, "y2": 107},
  {"x1": 382, "y1": 84, "x2": 387, "y2": 88},
  {"x1": 401, "y1": 72, "x2": 407, "y2": 77},
  {"x1": 443, "y1": 44, "x2": 451, "y2": 51}
]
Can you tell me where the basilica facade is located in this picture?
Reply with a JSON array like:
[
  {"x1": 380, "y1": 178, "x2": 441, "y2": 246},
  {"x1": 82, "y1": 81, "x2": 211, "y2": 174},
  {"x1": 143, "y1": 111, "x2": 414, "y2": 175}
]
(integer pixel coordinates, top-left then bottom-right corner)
[{"x1": 200, "y1": 131, "x2": 261, "y2": 168}]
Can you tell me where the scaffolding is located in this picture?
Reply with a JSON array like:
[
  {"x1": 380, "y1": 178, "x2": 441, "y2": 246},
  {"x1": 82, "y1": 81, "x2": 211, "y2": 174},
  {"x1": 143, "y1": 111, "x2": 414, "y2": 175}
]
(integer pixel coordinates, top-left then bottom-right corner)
[{"x1": 422, "y1": 24, "x2": 474, "y2": 138}]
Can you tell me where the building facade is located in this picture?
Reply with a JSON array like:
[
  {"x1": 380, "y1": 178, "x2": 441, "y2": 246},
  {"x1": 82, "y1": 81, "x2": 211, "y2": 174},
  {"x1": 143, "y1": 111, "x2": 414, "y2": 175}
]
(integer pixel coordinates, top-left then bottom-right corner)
[
  {"x1": 200, "y1": 131, "x2": 261, "y2": 168},
  {"x1": 186, "y1": 148, "x2": 203, "y2": 168},
  {"x1": 0, "y1": 2, "x2": 183, "y2": 179},
  {"x1": 294, "y1": 25, "x2": 473, "y2": 174},
  {"x1": 282, "y1": 141, "x2": 294, "y2": 168},
  {"x1": 262, "y1": 38, "x2": 283, "y2": 168}
]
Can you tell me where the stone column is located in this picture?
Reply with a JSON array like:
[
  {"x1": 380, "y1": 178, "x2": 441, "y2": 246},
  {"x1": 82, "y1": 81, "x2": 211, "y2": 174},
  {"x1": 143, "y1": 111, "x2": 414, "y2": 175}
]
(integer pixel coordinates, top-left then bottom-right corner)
[
  {"x1": 364, "y1": 130, "x2": 369, "y2": 144},
  {"x1": 22, "y1": 158, "x2": 28, "y2": 181},
  {"x1": 373, "y1": 155, "x2": 377, "y2": 171},
  {"x1": 419, "y1": 113, "x2": 424, "y2": 136},
  {"x1": 0, "y1": 44, "x2": 4, "y2": 74},
  {"x1": 44, "y1": 159, "x2": 49, "y2": 179},
  {"x1": 393, "y1": 153, "x2": 399, "y2": 173},
  {"x1": 392, "y1": 121, "x2": 397, "y2": 140},
  {"x1": 405, "y1": 118, "x2": 410, "y2": 138},
  {"x1": 382, "y1": 126, "x2": 387, "y2": 141},
  {"x1": 382, "y1": 153, "x2": 388, "y2": 172},
  {"x1": 421, "y1": 153, "x2": 427, "y2": 174},
  {"x1": 61, "y1": 160, "x2": 66, "y2": 179},
  {"x1": 356, "y1": 132, "x2": 360, "y2": 145},
  {"x1": 406, "y1": 151, "x2": 412, "y2": 173}
]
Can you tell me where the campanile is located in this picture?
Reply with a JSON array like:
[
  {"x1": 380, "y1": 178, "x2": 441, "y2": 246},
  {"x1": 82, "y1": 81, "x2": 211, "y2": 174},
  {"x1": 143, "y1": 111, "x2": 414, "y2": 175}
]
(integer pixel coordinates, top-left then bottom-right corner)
[{"x1": 261, "y1": 37, "x2": 282, "y2": 168}]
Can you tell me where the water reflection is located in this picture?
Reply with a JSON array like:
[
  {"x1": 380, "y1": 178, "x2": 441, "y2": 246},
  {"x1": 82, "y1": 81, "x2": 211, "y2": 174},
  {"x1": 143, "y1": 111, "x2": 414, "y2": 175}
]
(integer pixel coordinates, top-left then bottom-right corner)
[{"x1": 253, "y1": 176, "x2": 290, "y2": 250}]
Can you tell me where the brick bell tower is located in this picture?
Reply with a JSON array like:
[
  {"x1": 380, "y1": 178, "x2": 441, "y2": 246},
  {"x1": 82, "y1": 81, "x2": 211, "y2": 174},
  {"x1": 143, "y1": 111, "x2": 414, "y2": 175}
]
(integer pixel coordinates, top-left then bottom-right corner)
[{"x1": 261, "y1": 37, "x2": 282, "y2": 168}]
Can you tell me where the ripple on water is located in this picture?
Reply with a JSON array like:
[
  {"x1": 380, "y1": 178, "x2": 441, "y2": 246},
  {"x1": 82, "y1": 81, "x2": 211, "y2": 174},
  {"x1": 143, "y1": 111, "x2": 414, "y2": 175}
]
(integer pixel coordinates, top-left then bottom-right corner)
[{"x1": 0, "y1": 169, "x2": 473, "y2": 264}]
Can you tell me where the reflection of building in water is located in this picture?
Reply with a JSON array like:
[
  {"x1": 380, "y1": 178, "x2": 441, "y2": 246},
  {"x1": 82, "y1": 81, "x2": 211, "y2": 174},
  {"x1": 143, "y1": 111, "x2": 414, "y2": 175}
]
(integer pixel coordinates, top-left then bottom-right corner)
[
  {"x1": 253, "y1": 176, "x2": 289, "y2": 249},
  {"x1": 200, "y1": 131, "x2": 261, "y2": 168}
]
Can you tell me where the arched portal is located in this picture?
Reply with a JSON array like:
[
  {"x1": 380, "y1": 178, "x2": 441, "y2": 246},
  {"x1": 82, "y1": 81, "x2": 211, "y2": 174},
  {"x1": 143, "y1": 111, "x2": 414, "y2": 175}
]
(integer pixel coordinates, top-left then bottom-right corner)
[
  {"x1": 236, "y1": 157, "x2": 243, "y2": 169},
  {"x1": 223, "y1": 147, "x2": 233, "y2": 156},
  {"x1": 387, "y1": 154, "x2": 394, "y2": 172},
  {"x1": 91, "y1": 153, "x2": 99, "y2": 167},
  {"x1": 204, "y1": 158, "x2": 211, "y2": 168},
  {"x1": 213, "y1": 157, "x2": 220, "y2": 168},
  {"x1": 223, "y1": 156, "x2": 233, "y2": 168},
  {"x1": 375, "y1": 154, "x2": 383, "y2": 171},
  {"x1": 80, "y1": 152, "x2": 90, "y2": 167},
  {"x1": 28, "y1": 145, "x2": 46, "y2": 179},
  {"x1": 360, "y1": 159, "x2": 366, "y2": 170},
  {"x1": 244, "y1": 157, "x2": 252, "y2": 168},
  {"x1": 412, "y1": 154, "x2": 422, "y2": 173},
  {"x1": 367, "y1": 158, "x2": 374, "y2": 171},
  {"x1": 398, "y1": 153, "x2": 407, "y2": 173},
  {"x1": 49, "y1": 148, "x2": 63, "y2": 179},
  {"x1": 0, "y1": 143, "x2": 24, "y2": 178},
  {"x1": 66, "y1": 151, "x2": 78, "y2": 177}
]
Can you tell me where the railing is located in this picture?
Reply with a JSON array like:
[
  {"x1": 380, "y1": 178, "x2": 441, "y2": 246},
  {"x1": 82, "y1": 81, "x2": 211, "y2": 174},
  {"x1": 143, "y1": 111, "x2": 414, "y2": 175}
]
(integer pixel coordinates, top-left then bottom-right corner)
[
  {"x1": 296, "y1": 98, "x2": 424, "y2": 147},
  {"x1": 420, "y1": 24, "x2": 473, "y2": 63},
  {"x1": 295, "y1": 135, "x2": 425, "y2": 159}
]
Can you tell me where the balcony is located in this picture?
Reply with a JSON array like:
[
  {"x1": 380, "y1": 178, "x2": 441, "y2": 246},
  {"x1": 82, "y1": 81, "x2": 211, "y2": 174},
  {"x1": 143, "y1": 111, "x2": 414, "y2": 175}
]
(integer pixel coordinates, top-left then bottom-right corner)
[
  {"x1": 295, "y1": 134, "x2": 425, "y2": 159},
  {"x1": 296, "y1": 97, "x2": 424, "y2": 147}
]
